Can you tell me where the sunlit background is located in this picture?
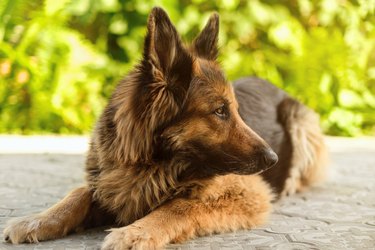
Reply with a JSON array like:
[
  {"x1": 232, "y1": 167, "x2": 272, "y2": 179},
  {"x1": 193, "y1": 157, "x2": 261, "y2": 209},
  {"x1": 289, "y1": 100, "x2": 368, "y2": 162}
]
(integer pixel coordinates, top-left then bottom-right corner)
[{"x1": 0, "y1": 0, "x2": 374, "y2": 136}]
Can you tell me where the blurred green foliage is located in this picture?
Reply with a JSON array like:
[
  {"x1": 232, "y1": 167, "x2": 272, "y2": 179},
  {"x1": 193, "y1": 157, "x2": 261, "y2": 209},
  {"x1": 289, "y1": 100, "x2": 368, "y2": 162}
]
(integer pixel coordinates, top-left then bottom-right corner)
[{"x1": 0, "y1": 0, "x2": 374, "y2": 136}]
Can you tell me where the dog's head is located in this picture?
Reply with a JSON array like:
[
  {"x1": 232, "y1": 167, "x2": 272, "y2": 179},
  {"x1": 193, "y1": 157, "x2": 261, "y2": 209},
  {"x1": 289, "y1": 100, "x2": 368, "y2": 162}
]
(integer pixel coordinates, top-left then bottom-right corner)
[{"x1": 113, "y1": 7, "x2": 277, "y2": 177}]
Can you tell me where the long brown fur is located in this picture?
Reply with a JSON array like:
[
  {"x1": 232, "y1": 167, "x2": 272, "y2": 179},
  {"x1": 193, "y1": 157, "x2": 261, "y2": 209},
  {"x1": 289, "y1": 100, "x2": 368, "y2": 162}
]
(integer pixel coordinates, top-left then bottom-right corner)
[{"x1": 4, "y1": 7, "x2": 327, "y2": 249}]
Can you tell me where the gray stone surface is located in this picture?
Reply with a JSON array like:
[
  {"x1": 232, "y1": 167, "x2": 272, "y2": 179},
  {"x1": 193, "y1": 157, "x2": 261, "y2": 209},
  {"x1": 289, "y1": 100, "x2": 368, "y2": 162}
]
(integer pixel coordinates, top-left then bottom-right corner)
[{"x1": 0, "y1": 137, "x2": 374, "y2": 249}]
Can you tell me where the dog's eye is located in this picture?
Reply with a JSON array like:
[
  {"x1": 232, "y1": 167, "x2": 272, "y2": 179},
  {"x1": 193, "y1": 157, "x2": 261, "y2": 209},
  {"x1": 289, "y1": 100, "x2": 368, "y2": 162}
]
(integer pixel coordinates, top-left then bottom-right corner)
[{"x1": 214, "y1": 106, "x2": 227, "y2": 118}]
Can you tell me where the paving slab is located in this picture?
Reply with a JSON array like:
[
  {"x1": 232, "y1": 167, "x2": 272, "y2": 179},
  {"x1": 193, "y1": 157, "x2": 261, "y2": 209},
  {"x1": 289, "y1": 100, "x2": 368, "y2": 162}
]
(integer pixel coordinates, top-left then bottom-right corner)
[{"x1": 0, "y1": 136, "x2": 374, "y2": 250}]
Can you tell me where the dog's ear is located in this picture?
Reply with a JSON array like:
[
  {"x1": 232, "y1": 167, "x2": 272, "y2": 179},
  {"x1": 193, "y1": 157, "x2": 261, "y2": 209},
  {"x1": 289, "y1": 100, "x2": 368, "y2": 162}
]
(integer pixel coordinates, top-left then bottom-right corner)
[
  {"x1": 142, "y1": 7, "x2": 193, "y2": 106},
  {"x1": 193, "y1": 13, "x2": 219, "y2": 60},
  {"x1": 113, "y1": 8, "x2": 193, "y2": 164}
]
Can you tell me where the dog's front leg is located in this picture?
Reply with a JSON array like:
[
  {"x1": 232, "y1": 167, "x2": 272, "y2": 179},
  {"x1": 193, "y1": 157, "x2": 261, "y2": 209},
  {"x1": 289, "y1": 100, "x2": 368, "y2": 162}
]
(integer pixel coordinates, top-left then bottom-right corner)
[
  {"x1": 102, "y1": 184, "x2": 271, "y2": 250},
  {"x1": 3, "y1": 186, "x2": 92, "y2": 244}
]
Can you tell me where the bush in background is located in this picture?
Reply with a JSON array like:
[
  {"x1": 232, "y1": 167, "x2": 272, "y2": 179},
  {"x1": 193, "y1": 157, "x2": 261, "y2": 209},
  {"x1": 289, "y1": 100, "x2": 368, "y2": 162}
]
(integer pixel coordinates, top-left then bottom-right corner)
[{"x1": 0, "y1": 0, "x2": 374, "y2": 136}]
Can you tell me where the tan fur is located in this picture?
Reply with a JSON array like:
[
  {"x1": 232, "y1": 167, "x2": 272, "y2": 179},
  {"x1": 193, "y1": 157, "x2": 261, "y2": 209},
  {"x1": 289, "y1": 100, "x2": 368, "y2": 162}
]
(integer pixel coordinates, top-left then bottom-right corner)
[
  {"x1": 281, "y1": 100, "x2": 328, "y2": 196},
  {"x1": 3, "y1": 187, "x2": 92, "y2": 244},
  {"x1": 102, "y1": 175, "x2": 273, "y2": 250},
  {"x1": 92, "y1": 161, "x2": 188, "y2": 225}
]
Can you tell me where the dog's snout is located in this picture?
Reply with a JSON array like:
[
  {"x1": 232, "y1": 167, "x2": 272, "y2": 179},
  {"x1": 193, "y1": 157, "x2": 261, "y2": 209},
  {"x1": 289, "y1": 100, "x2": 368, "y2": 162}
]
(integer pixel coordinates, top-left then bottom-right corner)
[{"x1": 261, "y1": 148, "x2": 278, "y2": 168}]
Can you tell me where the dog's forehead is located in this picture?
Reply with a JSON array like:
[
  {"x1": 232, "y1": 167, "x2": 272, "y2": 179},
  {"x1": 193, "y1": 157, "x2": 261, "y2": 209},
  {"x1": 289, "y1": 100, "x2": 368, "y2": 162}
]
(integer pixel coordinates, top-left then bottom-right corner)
[
  {"x1": 189, "y1": 58, "x2": 235, "y2": 108},
  {"x1": 193, "y1": 59, "x2": 227, "y2": 86}
]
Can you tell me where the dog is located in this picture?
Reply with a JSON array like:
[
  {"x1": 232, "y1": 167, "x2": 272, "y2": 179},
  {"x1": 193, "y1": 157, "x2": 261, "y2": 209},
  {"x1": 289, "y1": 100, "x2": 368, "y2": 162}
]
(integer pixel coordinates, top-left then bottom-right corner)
[{"x1": 3, "y1": 7, "x2": 327, "y2": 249}]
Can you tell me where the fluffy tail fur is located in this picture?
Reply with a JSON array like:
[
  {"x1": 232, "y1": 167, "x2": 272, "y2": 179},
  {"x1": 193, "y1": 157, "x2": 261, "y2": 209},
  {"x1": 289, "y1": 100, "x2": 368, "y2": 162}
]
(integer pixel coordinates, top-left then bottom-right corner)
[{"x1": 278, "y1": 98, "x2": 328, "y2": 196}]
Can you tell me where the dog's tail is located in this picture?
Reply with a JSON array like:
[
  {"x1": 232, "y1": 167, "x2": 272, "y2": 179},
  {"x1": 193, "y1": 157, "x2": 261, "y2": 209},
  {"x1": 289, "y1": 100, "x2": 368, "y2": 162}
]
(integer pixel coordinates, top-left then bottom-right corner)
[{"x1": 278, "y1": 98, "x2": 328, "y2": 196}]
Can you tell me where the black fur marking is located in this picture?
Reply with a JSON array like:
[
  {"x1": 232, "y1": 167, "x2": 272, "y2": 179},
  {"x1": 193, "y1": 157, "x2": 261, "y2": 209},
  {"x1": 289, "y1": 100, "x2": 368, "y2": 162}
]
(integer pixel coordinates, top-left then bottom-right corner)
[{"x1": 193, "y1": 13, "x2": 219, "y2": 60}]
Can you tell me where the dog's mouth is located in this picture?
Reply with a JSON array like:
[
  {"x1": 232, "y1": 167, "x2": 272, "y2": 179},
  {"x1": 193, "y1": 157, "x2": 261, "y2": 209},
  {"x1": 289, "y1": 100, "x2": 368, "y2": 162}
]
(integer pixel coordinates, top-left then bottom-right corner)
[
  {"x1": 209, "y1": 158, "x2": 276, "y2": 176},
  {"x1": 253, "y1": 164, "x2": 275, "y2": 175},
  {"x1": 231, "y1": 165, "x2": 274, "y2": 176},
  {"x1": 185, "y1": 140, "x2": 278, "y2": 177},
  {"x1": 225, "y1": 151, "x2": 278, "y2": 175}
]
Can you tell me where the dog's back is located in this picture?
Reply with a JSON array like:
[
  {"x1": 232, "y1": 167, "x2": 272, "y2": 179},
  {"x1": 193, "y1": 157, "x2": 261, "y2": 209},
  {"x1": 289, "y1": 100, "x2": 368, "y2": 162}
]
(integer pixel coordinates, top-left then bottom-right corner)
[
  {"x1": 234, "y1": 77, "x2": 328, "y2": 195},
  {"x1": 234, "y1": 77, "x2": 288, "y2": 153}
]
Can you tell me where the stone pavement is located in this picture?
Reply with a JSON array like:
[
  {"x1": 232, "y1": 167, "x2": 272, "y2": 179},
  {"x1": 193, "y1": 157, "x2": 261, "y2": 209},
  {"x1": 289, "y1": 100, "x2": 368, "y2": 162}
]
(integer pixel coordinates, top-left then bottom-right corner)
[{"x1": 0, "y1": 136, "x2": 374, "y2": 250}]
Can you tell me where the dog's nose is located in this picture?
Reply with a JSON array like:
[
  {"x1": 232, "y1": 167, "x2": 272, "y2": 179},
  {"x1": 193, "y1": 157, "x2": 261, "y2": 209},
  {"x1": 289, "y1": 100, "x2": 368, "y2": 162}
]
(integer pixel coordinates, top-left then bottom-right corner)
[{"x1": 261, "y1": 148, "x2": 278, "y2": 168}]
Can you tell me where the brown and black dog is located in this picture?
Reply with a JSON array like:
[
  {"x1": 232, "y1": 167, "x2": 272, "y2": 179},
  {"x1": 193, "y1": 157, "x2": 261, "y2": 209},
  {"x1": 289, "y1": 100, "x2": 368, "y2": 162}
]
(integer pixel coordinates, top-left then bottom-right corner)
[{"x1": 3, "y1": 7, "x2": 327, "y2": 249}]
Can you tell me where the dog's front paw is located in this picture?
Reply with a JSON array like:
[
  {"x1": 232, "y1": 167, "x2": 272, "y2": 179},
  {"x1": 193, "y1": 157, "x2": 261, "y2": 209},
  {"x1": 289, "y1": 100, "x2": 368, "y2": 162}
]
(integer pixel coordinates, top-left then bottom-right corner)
[
  {"x1": 3, "y1": 215, "x2": 43, "y2": 244},
  {"x1": 281, "y1": 176, "x2": 304, "y2": 197},
  {"x1": 102, "y1": 225, "x2": 162, "y2": 250}
]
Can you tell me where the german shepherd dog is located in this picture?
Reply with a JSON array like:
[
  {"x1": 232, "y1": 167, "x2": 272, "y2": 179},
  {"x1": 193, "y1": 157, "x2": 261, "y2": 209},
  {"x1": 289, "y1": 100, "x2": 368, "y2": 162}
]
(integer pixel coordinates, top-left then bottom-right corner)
[{"x1": 4, "y1": 7, "x2": 327, "y2": 249}]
